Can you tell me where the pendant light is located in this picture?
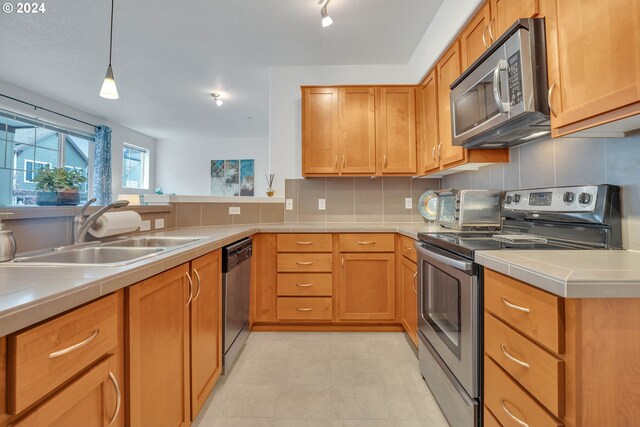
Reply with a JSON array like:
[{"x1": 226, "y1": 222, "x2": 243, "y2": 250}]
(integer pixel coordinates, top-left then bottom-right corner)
[
  {"x1": 320, "y1": 0, "x2": 333, "y2": 27},
  {"x1": 100, "y1": 0, "x2": 119, "y2": 99},
  {"x1": 211, "y1": 93, "x2": 223, "y2": 107}
]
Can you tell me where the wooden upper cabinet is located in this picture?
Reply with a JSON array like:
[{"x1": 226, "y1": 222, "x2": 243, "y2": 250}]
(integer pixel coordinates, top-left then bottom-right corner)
[
  {"x1": 460, "y1": 3, "x2": 493, "y2": 70},
  {"x1": 376, "y1": 87, "x2": 417, "y2": 174},
  {"x1": 490, "y1": 0, "x2": 539, "y2": 40},
  {"x1": 302, "y1": 87, "x2": 340, "y2": 175},
  {"x1": 339, "y1": 87, "x2": 376, "y2": 174},
  {"x1": 437, "y1": 42, "x2": 466, "y2": 167},
  {"x1": 418, "y1": 71, "x2": 440, "y2": 174},
  {"x1": 549, "y1": 0, "x2": 640, "y2": 135}
]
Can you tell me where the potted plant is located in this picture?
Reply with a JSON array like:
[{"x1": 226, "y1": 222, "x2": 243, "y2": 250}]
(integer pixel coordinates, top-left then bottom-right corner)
[{"x1": 33, "y1": 167, "x2": 87, "y2": 206}]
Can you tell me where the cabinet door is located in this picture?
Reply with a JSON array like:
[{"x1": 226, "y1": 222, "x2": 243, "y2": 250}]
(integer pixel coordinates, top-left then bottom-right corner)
[
  {"x1": 418, "y1": 71, "x2": 440, "y2": 174},
  {"x1": 376, "y1": 87, "x2": 417, "y2": 174},
  {"x1": 339, "y1": 87, "x2": 376, "y2": 174},
  {"x1": 437, "y1": 42, "x2": 466, "y2": 167},
  {"x1": 127, "y1": 264, "x2": 190, "y2": 427},
  {"x1": 551, "y1": 0, "x2": 640, "y2": 132},
  {"x1": 339, "y1": 253, "x2": 396, "y2": 321},
  {"x1": 460, "y1": 3, "x2": 493, "y2": 70},
  {"x1": 190, "y1": 251, "x2": 222, "y2": 420},
  {"x1": 490, "y1": 0, "x2": 539, "y2": 39},
  {"x1": 302, "y1": 87, "x2": 340, "y2": 175},
  {"x1": 400, "y1": 257, "x2": 418, "y2": 346},
  {"x1": 12, "y1": 356, "x2": 119, "y2": 427}
]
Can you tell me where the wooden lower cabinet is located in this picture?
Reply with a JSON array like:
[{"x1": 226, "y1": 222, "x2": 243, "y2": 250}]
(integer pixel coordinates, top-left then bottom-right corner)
[
  {"x1": 339, "y1": 252, "x2": 396, "y2": 321},
  {"x1": 127, "y1": 264, "x2": 191, "y2": 427},
  {"x1": 400, "y1": 256, "x2": 418, "y2": 346},
  {"x1": 190, "y1": 251, "x2": 222, "y2": 420},
  {"x1": 11, "y1": 355, "x2": 119, "y2": 427}
]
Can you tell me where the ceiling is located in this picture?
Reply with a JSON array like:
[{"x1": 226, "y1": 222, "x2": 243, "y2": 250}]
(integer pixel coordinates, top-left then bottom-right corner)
[{"x1": 0, "y1": 0, "x2": 443, "y2": 139}]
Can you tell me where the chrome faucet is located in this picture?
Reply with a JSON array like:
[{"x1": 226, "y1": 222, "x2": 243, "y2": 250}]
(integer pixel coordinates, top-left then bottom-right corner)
[{"x1": 73, "y1": 198, "x2": 130, "y2": 243}]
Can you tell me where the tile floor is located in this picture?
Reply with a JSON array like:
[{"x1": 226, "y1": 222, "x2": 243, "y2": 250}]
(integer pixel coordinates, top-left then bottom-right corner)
[{"x1": 193, "y1": 332, "x2": 449, "y2": 427}]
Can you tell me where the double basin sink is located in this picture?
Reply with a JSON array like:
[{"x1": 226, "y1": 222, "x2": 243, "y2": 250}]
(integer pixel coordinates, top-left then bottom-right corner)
[{"x1": 12, "y1": 236, "x2": 206, "y2": 266}]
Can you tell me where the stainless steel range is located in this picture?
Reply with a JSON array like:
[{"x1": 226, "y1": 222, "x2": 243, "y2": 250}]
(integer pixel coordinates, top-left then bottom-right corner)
[{"x1": 416, "y1": 184, "x2": 621, "y2": 427}]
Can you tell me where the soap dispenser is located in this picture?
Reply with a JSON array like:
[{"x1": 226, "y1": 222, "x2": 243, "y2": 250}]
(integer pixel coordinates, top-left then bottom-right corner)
[{"x1": 0, "y1": 213, "x2": 16, "y2": 262}]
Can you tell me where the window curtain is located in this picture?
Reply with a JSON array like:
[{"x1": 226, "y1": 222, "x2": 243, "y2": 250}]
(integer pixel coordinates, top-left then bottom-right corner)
[{"x1": 93, "y1": 125, "x2": 112, "y2": 205}]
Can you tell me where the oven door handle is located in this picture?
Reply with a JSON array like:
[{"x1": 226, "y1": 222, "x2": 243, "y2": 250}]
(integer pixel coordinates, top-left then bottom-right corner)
[{"x1": 415, "y1": 243, "x2": 474, "y2": 273}]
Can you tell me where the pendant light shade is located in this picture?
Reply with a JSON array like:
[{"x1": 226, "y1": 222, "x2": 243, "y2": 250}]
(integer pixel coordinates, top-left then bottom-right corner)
[
  {"x1": 100, "y1": 65, "x2": 119, "y2": 99},
  {"x1": 100, "y1": 0, "x2": 119, "y2": 99},
  {"x1": 320, "y1": 0, "x2": 333, "y2": 27}
]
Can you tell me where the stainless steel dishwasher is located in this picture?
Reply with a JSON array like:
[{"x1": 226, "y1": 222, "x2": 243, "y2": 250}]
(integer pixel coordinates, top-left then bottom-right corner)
[{"x1": 222, "y1": 237, "x2": 252, "y2": 373}]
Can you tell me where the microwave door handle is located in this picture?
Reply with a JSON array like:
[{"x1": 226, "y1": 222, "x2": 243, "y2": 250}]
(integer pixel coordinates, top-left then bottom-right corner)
[
  {"x1": 415, "y1": 244, "x2": 473, "y2": 273},
  {"x1": 492, "y1": 59, "x2": 510, "y2": 114}
]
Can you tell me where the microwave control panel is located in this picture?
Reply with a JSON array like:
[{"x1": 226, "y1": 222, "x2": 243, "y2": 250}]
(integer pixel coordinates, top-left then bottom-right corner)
[{"x1": 507, "y1": 51, "x2": 523, "y2": 107}]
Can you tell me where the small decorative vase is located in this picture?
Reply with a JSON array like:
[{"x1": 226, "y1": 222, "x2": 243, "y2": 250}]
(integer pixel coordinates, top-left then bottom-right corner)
[{"x1": 266, "y1": 187, "x2": 275, "y2": 197}]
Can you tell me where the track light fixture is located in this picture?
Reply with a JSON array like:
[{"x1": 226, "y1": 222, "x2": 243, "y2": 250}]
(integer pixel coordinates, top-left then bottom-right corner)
[
  {"x1": 211, "y1": 93, "x2": 223, "y2": 107},
  {"x1": 319, "y1": 0, "x2": 333, "y2": 27}
]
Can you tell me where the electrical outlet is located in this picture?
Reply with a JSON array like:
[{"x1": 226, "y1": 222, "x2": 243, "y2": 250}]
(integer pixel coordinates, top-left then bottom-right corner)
[
  {"x1": 286, "y1": 199, "x2": 294, "y2": 210},
  {"x1": 140, "y1": 220, "x2": 151, "y2": 231},
  {"x1": 405, "y1": 198, "x2": 413, "y2": 209},
  {"x1": 154, "y1": 218, "x2": 165, "y2": 229},
  {"x1": 229, "y1": 206, "x2": 241, "y2": 215},
  {"x1": 318, "y1": 199, "x2": 326, "y2": 210}
]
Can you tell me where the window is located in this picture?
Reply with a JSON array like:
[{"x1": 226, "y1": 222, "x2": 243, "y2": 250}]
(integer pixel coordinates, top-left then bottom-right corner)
[
  {"x1": 0, "y1": 110, "x2": 94, "y2": 205},
  {"x1": 24, "y1": 160, "x2": 51, "y2": 182},
  {"x1": 122, "y1": 144, "x2": 149, "y2": 189}
]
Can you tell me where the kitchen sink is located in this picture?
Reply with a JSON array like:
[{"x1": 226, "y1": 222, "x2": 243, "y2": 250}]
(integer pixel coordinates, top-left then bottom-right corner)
[
  {"x1": 103, "y1": 236, "x2": 205, "y2": 248},
  {"x1": 12, "y1": 247, "x2": 165, "y2": 266}
]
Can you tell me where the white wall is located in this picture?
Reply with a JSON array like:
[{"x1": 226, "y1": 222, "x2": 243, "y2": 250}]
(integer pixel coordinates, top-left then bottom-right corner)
[
  {"x1": 268, "y1": 65, "x2": 410, "y2": 195},
  {"x1": 155, "y1": 137, "x2": 270, "y2": 197},
  {"x1": 407, "y1": 0, "x2": 483, "y2": 83},
  {"x1": 0, "y1": 79, "x2": 157, "y2": 201}
]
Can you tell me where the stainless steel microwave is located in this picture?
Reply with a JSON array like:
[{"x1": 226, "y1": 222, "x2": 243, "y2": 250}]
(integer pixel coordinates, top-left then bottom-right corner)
[{"x1": 450, "y1": 18, "x2": 550, "y2": 149}]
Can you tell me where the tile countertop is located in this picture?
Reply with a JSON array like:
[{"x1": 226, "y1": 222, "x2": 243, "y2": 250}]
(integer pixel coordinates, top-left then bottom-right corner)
[
  {"x1": 0, "y1": 223, "x2": 439, "y2": 337},
  {"x1": 475, "y1": 249, "x2": 640, "y2": 299}
]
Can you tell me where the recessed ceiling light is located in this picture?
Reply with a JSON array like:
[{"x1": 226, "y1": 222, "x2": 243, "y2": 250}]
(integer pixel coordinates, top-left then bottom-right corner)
[
  {"x1": 210, "y1": 93, "x2": 223, "y2": 107},
  {"x1": 319, "y1": 0, "x2": 333, "y2": 27}
]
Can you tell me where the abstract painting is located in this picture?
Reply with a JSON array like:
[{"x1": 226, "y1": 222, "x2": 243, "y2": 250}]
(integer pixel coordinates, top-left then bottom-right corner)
[{"x1": 210, "y1": 159, "x2": 254, "y2": 196}]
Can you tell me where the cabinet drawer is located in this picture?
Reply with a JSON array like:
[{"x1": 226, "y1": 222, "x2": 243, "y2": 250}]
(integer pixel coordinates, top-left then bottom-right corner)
[
  {"x1": 339, "y1": 234, "x2": 395, "y2": 252},
  {"x1": 399, "y1": 235, "x2": 417, "y2": 262},
  {"x1": 277, "y1": 297, "x2": 332, "y2": 321},
  {"x1": 485, "y1": 357, "x2": 562, "y2": 427},
  {"x1": 277, "y1": 273, "x2": 333, "y2": 296},
  {"x1": 277, "y1": 234, "x2": 332, "y2": 252},
  {"x1": 485, "y1": 313, "x2": 564, "y2": 417},
  {"x1": 485, "y1": 269, "x2": 564, "y2": 353},
  {"x1": 277, "y1": 253, "x2": 332, "y2": 272},
  {"x1": 7, "y1": 293, "x2": 119, "y2": 414},
  {"x1": 484, "y1": 405, "x2": 503, "y2": 427}
]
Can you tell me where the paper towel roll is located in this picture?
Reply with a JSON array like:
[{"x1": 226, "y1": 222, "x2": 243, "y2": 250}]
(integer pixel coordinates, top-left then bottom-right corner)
[{"x1": 88, "y1": 211, "x2": 142, "y2": 238}]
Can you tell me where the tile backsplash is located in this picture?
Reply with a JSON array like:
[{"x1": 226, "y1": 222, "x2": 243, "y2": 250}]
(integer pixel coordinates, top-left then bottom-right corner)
[
  {"x1": 442, "y1": 135, "x2": 640, "y2": 250},
  {"x1": 285, "y1": 177, "x2": 441, "y2": 223}
]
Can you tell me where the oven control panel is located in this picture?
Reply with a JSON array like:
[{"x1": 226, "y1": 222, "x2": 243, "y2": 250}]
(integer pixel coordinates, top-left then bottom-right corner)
[{"x1": 503, "y1": 185, "x2": 599, "y2": 212}]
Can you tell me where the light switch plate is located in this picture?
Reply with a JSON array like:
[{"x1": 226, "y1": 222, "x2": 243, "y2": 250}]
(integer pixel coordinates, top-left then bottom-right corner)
[
  {"x1": 405, "y1": 198, "x2": 413, "y2": 209},
  {"x1": 154, "y1": 218, "x2": 165, "y2": 229},
  {"x1": 140, "y1": 220, "x2": 151, "y2": 231},
  {"x1": 318, "y1": 199, "x2": 326, "y2": 210},
  {"x1": 286, "y1": 199, "x2": 294, "y2": 210},
  {"x1": 229, "y1": 206, "x2": 241, "y2": 215}
]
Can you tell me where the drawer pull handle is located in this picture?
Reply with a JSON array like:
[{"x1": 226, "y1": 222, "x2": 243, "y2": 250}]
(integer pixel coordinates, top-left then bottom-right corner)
[
  {"x1": 500, "y1": 344, "x2": 530, "y2": 368},
  {"x1": 296, "y1": 241, "x2": 314, "y2": 245},
  {"x1": 296, "y1": 308, "x2": 313, "y2": 312},
  {"x1": 193, "y1": 268, "x2": 202, "y2": 302},
  {"x1": 296, "y1": 261, "x2": 313, "y2": 265},
  {"x1": 185, "y1": 272, "x2": 194, "y2": 306},
  {"x1": 296, "y1": 283, "x2": 314, "y2": 287},
  {"x1": 501, "y1": 297, "x2": 530, "y2": 313},
  {"x1": 413, "y1": 272, "x2": 418, "y2": 293},
  {"x1": 357, "y1": 241, "x2": 376, "y2": 245},
  {"x1": 404, "y1": 246, "x2": 413, "y2": 251},
  {"x1": 108, "y1": 371, "x2": 122, "y2": 425},
  {"x1": 49, "y1": 329, "x2": 99, "y2": 359},
  {"x1": 500, "y1": 398, "x2": 529, "y2": 427}
]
